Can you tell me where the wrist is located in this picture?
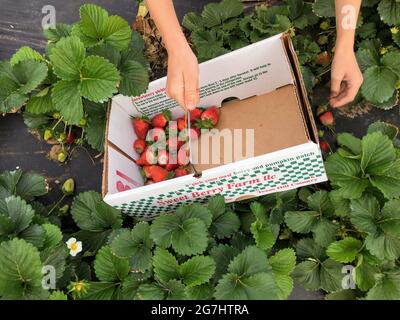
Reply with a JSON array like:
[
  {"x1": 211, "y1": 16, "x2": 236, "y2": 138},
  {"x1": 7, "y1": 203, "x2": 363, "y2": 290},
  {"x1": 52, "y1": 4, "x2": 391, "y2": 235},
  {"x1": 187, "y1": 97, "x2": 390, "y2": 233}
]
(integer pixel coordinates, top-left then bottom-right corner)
[{"x1": 164, "y1": 32, "x2": 190, "y2": 55}]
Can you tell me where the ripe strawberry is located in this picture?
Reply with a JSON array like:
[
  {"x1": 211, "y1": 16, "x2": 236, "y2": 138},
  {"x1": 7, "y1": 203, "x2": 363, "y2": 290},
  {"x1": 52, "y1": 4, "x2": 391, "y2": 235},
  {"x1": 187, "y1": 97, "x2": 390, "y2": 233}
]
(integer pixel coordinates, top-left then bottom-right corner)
[
  {"x1": 136, "y1": 148, "x2": 157, "y2": 166},
  {"x1": 151, "y1": 110, "x2": 171, "y2": 128},
  {"x1": 196, "y1": 106, "x2": 219, "y2": 129},
  {"x1": 319, "y1": 111, "x2": 334, "y2": 127},
  {"x1": 180, "y1": 128, "x2": 200, "y2": 142},
  {"x1": 319, "y1": 140, "x2": 330, "y2": 153},
  {"x1": 165, "y1": 163, "x2": 179, "y2": 171},
  {"x1": 146, "y1": 128, "x2": 166, "y2": 143},
  {"x1": 133, "y1": 139, "x2": 146, "y2": 154},
  {"x1": 167, "y1": 120, "x2": 178, "y2": 136},
  {"x1": 175, "y1": 167, "x2": 189, "y2": 177},
  {"x1": 189, "y1": 108, "x2": 203, "y2": 123},
  {"x1": 65, "y1": 132, "x2": 76, "y2": 145},
  {"x1": 177, "y1": 118, "x2": 186, "y2": 131},
  {"x1": 166, "y1": 138, "x2": 178, "y2": 152},
  {"x1": 132, "y1": 117, "x2": 150, "y2": 140},
  {"x1": 316, "y1": 51, "x2": 331, "y2": 65},
  {"x1": 149, "y1": 165, "x2": 169, "y2": 182},
  {"x1": 158, "y1": 150, "x2": 169, "y2": 166},
  {"x1": 178, "y1": 146, "x2": 190, "y2": 166},
  {"x1": 143, "y1": 166, "x2": 152, "y2": 179}
]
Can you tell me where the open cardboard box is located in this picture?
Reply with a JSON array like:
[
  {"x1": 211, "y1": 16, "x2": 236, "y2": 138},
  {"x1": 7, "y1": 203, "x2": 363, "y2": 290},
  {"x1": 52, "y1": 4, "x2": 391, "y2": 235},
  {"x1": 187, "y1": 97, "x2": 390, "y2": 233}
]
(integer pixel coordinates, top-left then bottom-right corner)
[{"x1": 103, "y1": 33, "x2": 327, "y2": 220}]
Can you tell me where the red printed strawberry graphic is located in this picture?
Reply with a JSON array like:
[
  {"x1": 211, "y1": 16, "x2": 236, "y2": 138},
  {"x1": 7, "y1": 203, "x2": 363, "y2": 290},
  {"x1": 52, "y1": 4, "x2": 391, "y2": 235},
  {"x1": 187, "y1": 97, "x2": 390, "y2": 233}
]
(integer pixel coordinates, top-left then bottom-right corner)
[{"x1": 116, "y1": 181, "x2": 131, "y2": 192}]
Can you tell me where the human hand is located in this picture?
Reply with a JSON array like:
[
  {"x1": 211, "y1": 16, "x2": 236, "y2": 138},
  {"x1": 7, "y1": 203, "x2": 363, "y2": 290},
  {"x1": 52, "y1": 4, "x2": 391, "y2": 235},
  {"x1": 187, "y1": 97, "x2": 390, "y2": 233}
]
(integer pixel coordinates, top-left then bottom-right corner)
[
  {"x1": 329, "y1": 48, "x2": 363, "y2": 108},
  {"x1": 166, "y1": 44, "x2": 199, "y2": 111}
]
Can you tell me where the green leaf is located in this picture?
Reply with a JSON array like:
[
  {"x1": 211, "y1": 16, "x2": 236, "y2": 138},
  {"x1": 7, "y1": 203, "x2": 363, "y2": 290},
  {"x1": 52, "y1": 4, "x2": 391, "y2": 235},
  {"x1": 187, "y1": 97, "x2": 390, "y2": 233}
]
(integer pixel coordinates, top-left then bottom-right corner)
[
  {"x1": 84, "y1": 282, "x2": 120, "y2": 300},
  {"x1": 162, "y1": 280, "x2": 187, "y2": 300},
  {"x1": 103, "y1": 15, "x2": 132, "y2": 51},
  {"x1": 79, "y1": 4, "x2": 108, "y2": 40},
  {"x1": 176, "y1": 204, "x2": 212, "y2": 228},
  {"x1": 337, "y1": 133, "x2": 362, "y2": 155},
  {"x1": 275, "y1": 274, "x2": 294, "y2": 300},
  {"x1": 182, "y1": 12, "x2": 204, "y2": 31},
  {"x1": 135, "y1": 283, "x2": 164, "y2": 300},
  {"x1": 325, "y1": 153, "x2": 368, "y2": 199},
  {"x1": 80, "y1": 55, "x2": 120, "y2": 102},
  {"x1": 94, "y1": 246, "x2": 129, "y2": 282},
  {"x1": 150, "y1": 214, "x2": 180, "y2": 248},
  {"x1": 307, "y1": 190, "x2": 335, "y2": 216},
  {"x1": 377, "y1": 0, "x2": 400, "y2": 26},
  {"x1": 13, "y1": 61, "x2": 48, "y2": 95},
  {"x1": 10, "y1": 47, "x2": 44, "y2": 66},
  {"x1": 313, "y1": 0, "x2": 335, "y2": 17},
  {"x1": 250, "y1": 220, "x2": 276, "y2": 250},
  {"x1": 209, "y1": 244, "x2": 239, "y2": 282},
  {"x1": 0, "y1": 196, "x2": 34, "y2": 234},
  {"x1": 325, "y1": 290, "x2": 357, "y2": 300},
  {"x1": 269, "y1": 248, "x2": 296, "y2": 275},
  {"x1": 329, "y1": 190, "x2": 351, "y2": 217},
  {"x1": 369, "y1": 174, "x2": 400, "y2": 199},
  {"x1": 353, "y1": 254, "x2": 379, "y2": 291},
  {"x1": 180, "y1": 256, "x2": 216, "y2": 286},
  {"x1": 0, "y1": 170, "x2": 22, "y2": 199},
  {"x1": 26, "y1": 87, "x2": 54, "y2": 114},
  {"x1": 118, "y1": 59, "x2": 149, "y2": 97},
  {"x1": 43, "y1": 24, "x2": 72, "y2": 42},
  {"x1": 42, "y1": 223, "x2": 63, "y2": 249},
  {"x1": 312, "y1": 218, "x2": 338, "y2": 248},
  {"x1": 88, "y1": 44, "x2": 121, "y2": 66},
  {"x1": 380, "y1": 199, "x2": 400, "y2": 236},
  {"x1": 292, "y1": 260, "x2": 320, "y2": 291},
  {"x1": 50, "y1": 36, "x2": 86, "y2": 80},
  {"x1": 40, "y1": 243, "x2": 67, "y2": 282},
  {"x1": 52, "y1": 80, "x2": 83, "y2": 125},
  {"x1": 228, "y1": 246, "x2": 272, "y2": 276},
  {"x1": 326, "y1": 237, "x2": 363, "y2": 263},
  {"x1": 171, "y1": 218, "x2": 209, "y2": 256},
  {"x1": 368, "y1": 121, "x2": 399, "y2": 140},
  {"x1": 84, "y1": 101, "x2": 107, "y2": 152},
  {"x1": 185, "y1": 284, "x2": 213, "y2": 300},
  {"x1": 202, "y1": 0, "x2": 243, "y2": 28},
  {"x1": 49, "y1": 290, "x2": 68, "y2": 300},
  {"x1": 296, "y1": 238, "x2": 325, "y2": 260},
  {"x1": 215, "y1": 272, "x2": 278, "y2": 300},
  {"x1": 361, "y1": 66, "x2": 397, "y2": 104},
  {"x1": 350, "y1": 195, "x2": 380, "y2": 234},
  {"x1": 284, "y1": 211, "x2": 318, "y2": 233},
  {"x1": 22, "y1": 112, "x2": 50, "y2": 129},
  {"x1": 20, "y1": 224, "x2": 45, "y2": 247},
  {"x1": 365, "y1": 232, "x2": 400, "y2": 260},
  {"x1": 110, "y1": 222, "x2": 153, "y2": 272},
  {"x1": 357, "y1": 48, "x2": 379, "y2": 72},
  {"x1": 382, "y1": 51, "x2": 400, "y2": 77},
  {"x1": 0, "y1": 239, "x2": 44, "y2": 299},
  {"x1": 16, "y1": 172, "x2": 47, "y2": 200},
  {"x1": 71, "y1": 191, "x2": 122, "y2": 232},
  {"x1": 320, "y1": 259, "x2": 344, "y2": 292},
  {"x1": 366, "y1": 271, "x2": 400, "y2": 299},
  {"x1": 153, "y1": 247, "x2": 180, "y2": 283},
  {"x1": 361, "y1": 132, "x2": 396, "y2": 174},
  {"x1": 210, "y1": 210, "x2": 240, "y2": 239}
]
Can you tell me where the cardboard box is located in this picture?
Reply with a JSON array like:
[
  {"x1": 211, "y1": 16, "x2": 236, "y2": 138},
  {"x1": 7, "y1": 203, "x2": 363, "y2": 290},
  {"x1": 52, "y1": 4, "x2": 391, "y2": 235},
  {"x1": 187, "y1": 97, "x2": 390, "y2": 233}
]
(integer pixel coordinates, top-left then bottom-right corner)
[{"x1": 102, "y1": 33, "x2": 328, "y2": 220}]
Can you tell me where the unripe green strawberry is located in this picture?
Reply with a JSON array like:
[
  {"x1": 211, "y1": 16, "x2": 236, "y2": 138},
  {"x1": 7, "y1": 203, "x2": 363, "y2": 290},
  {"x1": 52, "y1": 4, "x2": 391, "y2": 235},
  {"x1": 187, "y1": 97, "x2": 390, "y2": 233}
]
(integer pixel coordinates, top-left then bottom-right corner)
[
  {"x1": 57, "y1": 133, "x2": 67, "y2": 143},
  {"x1": 318, "y1": 130, "x2": 325, "y2": 138},
  {"x1": 79, "y1": 117, "x2": 87, "y2": 127},
  {"x1": 44, "y1": 129, "x2": 53, "y2": 141},
  {"x1": 53, "y1": 112, "x2": 61, "y2": 119},
  {"x1": 318, "y1": 35, "x2": 328, "y2": 45},
  {"x1": 58, "y1": 204, "x2": 70, "y2": 216},
  {"x1": 320, "y1": 20, "x2": 330, "y2": 31},
  {"x1": 75, "y1": 138, "x2": 84, "y2": 146},
  {"x1": 58, "y1": 151, "x2": 67, "y2": 163},
  {"x1": 62, "y1": 178, "x2": 75, "y2": 195}
]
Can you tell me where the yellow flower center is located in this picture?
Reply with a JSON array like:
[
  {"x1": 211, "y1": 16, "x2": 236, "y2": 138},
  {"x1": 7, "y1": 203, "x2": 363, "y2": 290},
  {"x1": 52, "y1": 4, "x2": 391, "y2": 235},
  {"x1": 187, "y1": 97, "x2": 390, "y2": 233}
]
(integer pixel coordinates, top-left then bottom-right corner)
[
  {"x1": 70, "y1": 242, "x2": 78, "y2": 251},
  {"x1": 75, "y1": 282, "x2": 84, "y2": 292},
  {"x1": 391, "y1": 27, "x2": 399, "y2": 34}
]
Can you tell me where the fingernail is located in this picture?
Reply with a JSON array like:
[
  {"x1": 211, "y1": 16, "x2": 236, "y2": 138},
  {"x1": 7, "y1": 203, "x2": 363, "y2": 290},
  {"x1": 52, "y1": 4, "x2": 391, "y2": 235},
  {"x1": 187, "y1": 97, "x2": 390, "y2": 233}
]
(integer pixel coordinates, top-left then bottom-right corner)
[{"x1": 186, "y1": 100, "x2": 195, "y2": 110}]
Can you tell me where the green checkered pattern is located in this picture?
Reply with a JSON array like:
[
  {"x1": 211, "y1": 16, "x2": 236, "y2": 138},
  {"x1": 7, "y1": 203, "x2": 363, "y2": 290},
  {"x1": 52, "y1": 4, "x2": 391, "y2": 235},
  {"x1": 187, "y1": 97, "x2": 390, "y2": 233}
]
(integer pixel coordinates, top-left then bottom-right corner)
[{"x1": 114, "y1": 154, "x2": 325, "y2": 219}]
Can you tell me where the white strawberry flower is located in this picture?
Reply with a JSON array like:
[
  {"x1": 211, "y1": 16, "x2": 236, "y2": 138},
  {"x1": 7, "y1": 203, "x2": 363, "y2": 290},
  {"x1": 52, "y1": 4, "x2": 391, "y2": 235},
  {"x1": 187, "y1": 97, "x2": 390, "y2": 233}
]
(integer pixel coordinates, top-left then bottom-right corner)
[{"x1": 66, "y1": 237, "x2": 82, "y2": 257}]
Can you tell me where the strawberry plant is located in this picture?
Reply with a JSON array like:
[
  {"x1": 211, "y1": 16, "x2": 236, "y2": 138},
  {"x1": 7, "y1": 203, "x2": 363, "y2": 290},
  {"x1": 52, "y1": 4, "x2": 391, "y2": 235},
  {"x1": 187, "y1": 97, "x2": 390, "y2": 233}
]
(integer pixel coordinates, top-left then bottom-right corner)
[
  {"x1": 183, "y1": 0, "x2": 400, "y2": 108},
  {"x1": 0, "y1": 3, "x2": 150, "y2": 156}
]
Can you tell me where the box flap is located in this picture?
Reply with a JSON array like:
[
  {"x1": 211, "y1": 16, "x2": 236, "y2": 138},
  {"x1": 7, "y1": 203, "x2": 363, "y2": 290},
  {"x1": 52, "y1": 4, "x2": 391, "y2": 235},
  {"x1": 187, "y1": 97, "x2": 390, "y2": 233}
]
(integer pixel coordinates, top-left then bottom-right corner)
[{"x1": 192, "y1": 84, "x2": 309, "y2": 172}]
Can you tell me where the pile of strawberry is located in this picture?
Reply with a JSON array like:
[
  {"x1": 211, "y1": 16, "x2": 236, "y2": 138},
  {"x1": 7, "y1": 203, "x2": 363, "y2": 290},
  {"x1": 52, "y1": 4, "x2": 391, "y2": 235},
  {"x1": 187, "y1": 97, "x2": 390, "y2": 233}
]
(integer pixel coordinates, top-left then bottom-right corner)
[{"x1": 131, "y1": 106, "x2": 219, "y2": 184}]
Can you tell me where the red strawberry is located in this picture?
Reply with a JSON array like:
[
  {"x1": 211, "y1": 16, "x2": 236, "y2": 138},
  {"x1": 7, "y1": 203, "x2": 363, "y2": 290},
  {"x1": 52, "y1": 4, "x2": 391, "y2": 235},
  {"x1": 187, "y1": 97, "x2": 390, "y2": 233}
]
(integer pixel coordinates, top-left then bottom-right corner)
[
  {"x1": 151, "y1": 110, "x2": 171, "y2": 128},
  {"x1": 180, "y1": 128, "x2": 200, "y2": 142},
  {"x1": 175, "y1": 167, "x2": 189, "y2": 177},
  {"x1": 165, "y1": 163, "x2": 179, "y2": 171},
  {"x1": 146, "y1": 128, "x2": 166, "y2": 143},
  {"x1": 136, "y1": 148, "x2": 157, "y2": 166},
  {"x1": 145, "y1": 179, "x2": 155, "y2": 185},
  {"x1": 158, "y1": 150, "x2": 169, "y2": 166},
  {"x1": 177, "y1": 118, "x2": 186, "y2": 131},
  {"x1": 143, "y1": 166, "x2": 152, "y2": 178},
  {"x1": 189, "y1": 108, "x2": 203, "y2": 123},
  {"x1": 319, "y1": 140, "x2": 330, "y2": 152},
  {"x1": 132, "y1": 117, "x2": 150, "y2": 140},
  {"x1": 65, "y1": 132, "x2": 76, "y2": 145},
  {"x1": 196, "y1": 106, "x2": 219, "y2": 129},
  {"x1": 178, "y1": 146, "x2": 190, "y2": 166},
  {"x1": 133, "y1": 139, "x2": 146, "y2": 154},
  {"x1": 319, "y1": 111, "x2": 334, "y2": 127},
  {"x1": 167, "y1": 120, "x2": 178, "y2": 136},
  {"x1": 316, "y1": 51, "x2": 331, "y2": 65},
  {"x1": 149, "y1": 165, "x2": 169, "y2": 182},
  {"x1": 166, "y1": 138, "x2": 177, "y2": 152}
]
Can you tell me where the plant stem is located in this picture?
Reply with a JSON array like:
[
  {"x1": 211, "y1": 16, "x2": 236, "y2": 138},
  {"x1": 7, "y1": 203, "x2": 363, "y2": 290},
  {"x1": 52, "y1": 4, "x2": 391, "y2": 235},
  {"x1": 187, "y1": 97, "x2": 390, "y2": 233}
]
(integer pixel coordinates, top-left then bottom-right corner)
[
  {"x1": 52, "y1": 117, "x2": 64, "y2": 130},
  {"x1": 48, "y1": 194, "x2": 66, "y2": 216}
]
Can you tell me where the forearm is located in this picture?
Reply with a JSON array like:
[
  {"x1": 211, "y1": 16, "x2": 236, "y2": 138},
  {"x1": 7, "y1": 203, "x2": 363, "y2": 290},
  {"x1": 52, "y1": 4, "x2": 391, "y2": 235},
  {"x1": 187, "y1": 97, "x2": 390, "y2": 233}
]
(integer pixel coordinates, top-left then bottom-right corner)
[
  {"x1": 145, "y1": 0, "x2": 188, "y2": 53},
  {"x1": 335, "y1": 0, "x2": 361, "y2": 51}
]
